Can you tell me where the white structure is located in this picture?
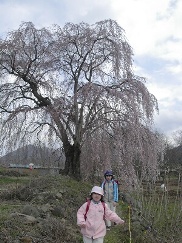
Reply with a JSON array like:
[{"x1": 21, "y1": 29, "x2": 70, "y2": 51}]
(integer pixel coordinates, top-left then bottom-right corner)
[{"x1": 160, "y1": 183, "x2": 167, "y2": 192}]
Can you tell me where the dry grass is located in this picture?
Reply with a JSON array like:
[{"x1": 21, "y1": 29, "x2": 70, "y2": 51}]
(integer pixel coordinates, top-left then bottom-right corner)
[{"x1": 0, "y1": 167, "x2": 182, "y2": 242}]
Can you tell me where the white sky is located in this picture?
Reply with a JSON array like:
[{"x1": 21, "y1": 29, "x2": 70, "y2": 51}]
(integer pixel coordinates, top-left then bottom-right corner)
[{"x1": 0, "y1": 0, "x2": 182, "y2": 140}]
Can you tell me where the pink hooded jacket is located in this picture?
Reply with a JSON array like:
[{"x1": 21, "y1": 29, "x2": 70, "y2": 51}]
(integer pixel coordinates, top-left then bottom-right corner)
[{"x1": 77, "y1": 200, "x2": 124, "y2": 239}]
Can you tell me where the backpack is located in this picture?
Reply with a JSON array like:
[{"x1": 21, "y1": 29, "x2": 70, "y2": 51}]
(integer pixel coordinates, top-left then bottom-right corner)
[{"x1": 84, "y1": 199, "x2": 106, "y2": 220}]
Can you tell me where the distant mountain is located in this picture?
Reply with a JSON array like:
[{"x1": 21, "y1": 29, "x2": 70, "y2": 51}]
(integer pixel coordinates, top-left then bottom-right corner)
[{"x1": 0, "y1": 144, "x2": 65, "y2": 168}]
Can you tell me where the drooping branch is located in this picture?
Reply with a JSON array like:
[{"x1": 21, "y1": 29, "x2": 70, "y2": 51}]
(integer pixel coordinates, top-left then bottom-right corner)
[{"x1": 0, "y1": 20, "x2": 159, "y2": 180}]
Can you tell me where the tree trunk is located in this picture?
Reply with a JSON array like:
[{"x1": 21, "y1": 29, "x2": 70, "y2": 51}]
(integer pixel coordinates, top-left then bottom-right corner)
[{"x1": 60, "y1": 142, "x2": 81, "y2": 180}]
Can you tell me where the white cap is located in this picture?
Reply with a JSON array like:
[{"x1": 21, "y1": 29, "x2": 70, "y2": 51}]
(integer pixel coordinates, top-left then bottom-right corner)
[{"x1": 91, "y1": 186, "x2": 104, "y2": 196}]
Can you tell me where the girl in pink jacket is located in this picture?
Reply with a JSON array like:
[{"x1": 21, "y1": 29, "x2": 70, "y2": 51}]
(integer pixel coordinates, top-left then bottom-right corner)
[{"x1": 77, "y1": 186, "x2": 125, "y2": 243}]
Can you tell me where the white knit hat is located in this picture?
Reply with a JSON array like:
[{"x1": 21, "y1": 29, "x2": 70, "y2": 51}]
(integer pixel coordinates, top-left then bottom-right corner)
[{"x1": 91, "y1": 186, "x2": 104, "y2": 196}]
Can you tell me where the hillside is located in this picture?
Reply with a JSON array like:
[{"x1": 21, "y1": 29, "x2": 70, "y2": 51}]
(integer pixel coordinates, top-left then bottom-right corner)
[
  {"x1": 0, "y1": 168, "x2": 182, "y2": 243},
  {"x1": 0, "y1": 172, "x2": 90, "y2": 242},
  {"x1": 0, "y1": 144, "x2": 64, "y2": 168}
]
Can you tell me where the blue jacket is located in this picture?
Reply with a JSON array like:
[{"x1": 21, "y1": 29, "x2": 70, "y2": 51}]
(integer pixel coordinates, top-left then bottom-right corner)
[{"x1": 101, "y1": 179, "x2": 118, "y2": 202}]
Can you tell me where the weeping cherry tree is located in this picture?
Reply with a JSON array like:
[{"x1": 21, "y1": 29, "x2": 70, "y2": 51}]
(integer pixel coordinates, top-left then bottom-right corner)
[{"x1": 0, "y1": 19, "x2": 158, "y2": 180}]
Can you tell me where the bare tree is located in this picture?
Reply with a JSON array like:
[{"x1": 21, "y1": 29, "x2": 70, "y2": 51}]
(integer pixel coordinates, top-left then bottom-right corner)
[
  {"x1": 172, "y1": 130, "x2": 182, "y2": 146},
  {"x1": 0, "y1": 20, "x2": 158, "y2": 179}
]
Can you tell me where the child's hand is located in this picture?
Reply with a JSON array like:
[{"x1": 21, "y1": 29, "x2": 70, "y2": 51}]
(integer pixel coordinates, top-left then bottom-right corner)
[
  {"x1": 115, "y1": 220, "x2": 125, "y2": 225},
  {"x1": 119, "y1": 220, "x2": 125, "y2": 224}
]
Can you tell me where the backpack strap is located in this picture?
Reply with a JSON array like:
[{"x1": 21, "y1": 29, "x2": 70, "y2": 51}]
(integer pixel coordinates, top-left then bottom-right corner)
[
  {"x1": 84, "y1": 199, "x2": 91, "y2": 220},
  {"x1": 84, "y1": 200, "x2": 105, "y2": 220},
  {"x1": 101, "y1": 201, "x2": 106, "y2": 220}
]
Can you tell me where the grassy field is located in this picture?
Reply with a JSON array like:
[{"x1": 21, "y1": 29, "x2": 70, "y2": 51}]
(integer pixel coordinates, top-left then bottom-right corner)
[{"x1": 0, "y1": 167, "x2": 182, "y2": 242}]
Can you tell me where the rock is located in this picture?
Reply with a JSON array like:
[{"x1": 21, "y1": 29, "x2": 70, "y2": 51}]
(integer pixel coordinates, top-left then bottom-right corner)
[
  {"x1": 19, "y1": 236, "x2": 32, "y2": 243},
  {"x1": 21, "y1": 205, "x2": 40, "y2": 218},
  {"x1": 10, "y1": 213, "x2": 38, "y2": 225}
]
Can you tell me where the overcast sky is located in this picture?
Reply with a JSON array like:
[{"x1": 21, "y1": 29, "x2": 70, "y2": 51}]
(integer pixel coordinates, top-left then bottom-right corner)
[{"x1": 0, "y1": 0, "x2": 182, "y2": 140}]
